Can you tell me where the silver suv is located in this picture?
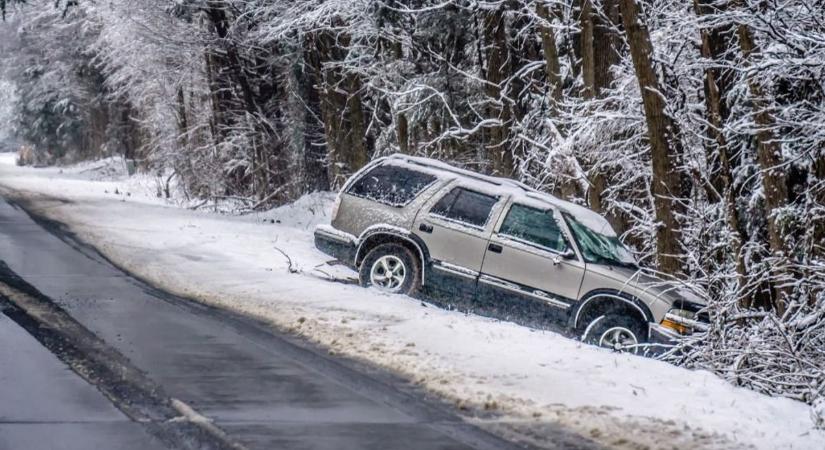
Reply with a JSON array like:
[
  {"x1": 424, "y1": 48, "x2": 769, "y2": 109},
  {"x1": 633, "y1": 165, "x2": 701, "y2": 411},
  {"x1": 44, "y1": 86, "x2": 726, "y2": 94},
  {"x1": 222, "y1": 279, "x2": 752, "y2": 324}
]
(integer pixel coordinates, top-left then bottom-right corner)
[{"x1": 315, "y1": 154, "x2": 707, "y2": 350}]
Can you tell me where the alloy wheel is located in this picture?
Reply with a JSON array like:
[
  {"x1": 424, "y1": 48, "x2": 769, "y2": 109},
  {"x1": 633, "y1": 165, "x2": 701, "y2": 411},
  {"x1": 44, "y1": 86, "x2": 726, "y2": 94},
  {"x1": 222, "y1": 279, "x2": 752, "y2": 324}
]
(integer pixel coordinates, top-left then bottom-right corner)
[
  {"x1": 598, "y1": 326, "x2": 638, "y2": 352},
  {"x1": 369, "y1": 255, "x2": 407, "y2": 292}
]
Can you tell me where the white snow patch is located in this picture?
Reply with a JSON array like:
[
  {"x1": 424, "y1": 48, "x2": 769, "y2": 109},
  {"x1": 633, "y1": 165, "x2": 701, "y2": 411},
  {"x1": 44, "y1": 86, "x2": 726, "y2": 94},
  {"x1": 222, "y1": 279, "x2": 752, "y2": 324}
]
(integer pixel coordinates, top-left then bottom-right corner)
[{"x1": 251, "y1": 192, "x2": 338, "y2": 230}]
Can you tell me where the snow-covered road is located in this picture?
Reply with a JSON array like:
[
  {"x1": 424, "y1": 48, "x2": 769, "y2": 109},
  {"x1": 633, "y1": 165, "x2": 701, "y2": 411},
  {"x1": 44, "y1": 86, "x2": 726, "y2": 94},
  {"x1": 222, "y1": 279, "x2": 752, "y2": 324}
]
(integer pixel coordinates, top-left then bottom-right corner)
[{"x1": 1, "y1": 152, "x2": 821, "y2": 450}]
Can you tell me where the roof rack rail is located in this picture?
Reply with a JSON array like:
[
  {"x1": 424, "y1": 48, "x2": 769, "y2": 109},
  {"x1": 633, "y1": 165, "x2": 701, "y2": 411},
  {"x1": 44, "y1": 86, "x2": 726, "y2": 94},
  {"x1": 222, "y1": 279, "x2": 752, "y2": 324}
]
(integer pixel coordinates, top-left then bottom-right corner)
[
  {"x1": 382, "y1": 154, "x2": 608, "y2": 230},
  {"x1": 388, "y1": 154, "x2": 532, "y2": 193}
]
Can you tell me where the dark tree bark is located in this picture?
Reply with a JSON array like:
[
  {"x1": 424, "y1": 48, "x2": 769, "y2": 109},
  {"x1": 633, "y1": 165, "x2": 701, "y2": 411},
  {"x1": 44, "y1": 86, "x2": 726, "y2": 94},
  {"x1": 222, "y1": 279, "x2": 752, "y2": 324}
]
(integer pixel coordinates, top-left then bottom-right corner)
[
  {"x1": 580, "y1": 0, "x2": 602, "y2": 213},
  {"x1": 482, "y1": 6, "x2": 514, "y2": 177},
  {"x1": 735, "y1": 16, "x2": 791, "y2": 313},
  {"x1": 310, "y1": 24, "x2": 370, "y2": 188},
  {"x1": 176, "y1": 87, "x2": 189, "y2": 151},
  {"x1": 566, "y1": 0, "x2": 583, "y2": 83},
  {"x1": 300, "y1": 34, "x2": 331, "y2": 193},
  {"x1": 397, "y1": 113, "x2": 409, "y2": 154},
  {"x1": 581, "y1": 0, "x2": 622, "y2": 98},
  {"x1": 814, "y1": 154, "x2": 825, "y2": 256},
  {"x1": 202, "y1": 1, "x2": 290, "y2": 204},
  {"x1": 537, "y1": 2, "x2": 583, "y2": 201},
  {"x1": 206, "y1": 3, "x2": 265, "y2": 198},
  {"x1": 594, "y1": 0, "x2": 622, "y2": 94},
  {"x1": 537, "y1": 2, "x2": 562, "y2": 111},
  {"x1": 693, "y1": 0, "x2": 749, "y2": 299},
  {"x1": 203, "y1": 49, "x2": 224, "y2": 146},
  {"x1": 619, "y1": 0, "x2": 684, "y2": 275},
  {"x1": 580, "y1": 0, "x2": 596, "y2": 100},
  {"x1": 580, "y1": 0, "x2": 627, "y2": 233}
]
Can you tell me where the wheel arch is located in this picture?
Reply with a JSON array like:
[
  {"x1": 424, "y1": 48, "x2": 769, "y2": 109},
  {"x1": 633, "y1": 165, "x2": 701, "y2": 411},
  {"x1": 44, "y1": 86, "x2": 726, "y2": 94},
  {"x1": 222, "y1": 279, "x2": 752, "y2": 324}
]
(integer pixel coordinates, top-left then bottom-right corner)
[
  {"x1": 571, "y1": 289, "x2": 654, "y2": 332},
  {"x1": 355, "y1": 227, "x2": 430, "y2": 284}
]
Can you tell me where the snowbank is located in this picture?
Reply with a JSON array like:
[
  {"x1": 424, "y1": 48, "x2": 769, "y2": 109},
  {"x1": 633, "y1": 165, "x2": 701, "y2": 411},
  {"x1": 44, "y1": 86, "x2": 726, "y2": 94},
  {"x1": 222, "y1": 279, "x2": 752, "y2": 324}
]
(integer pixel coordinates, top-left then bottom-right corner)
[{"x1": 1, "y1": 152, "x2": 822, "y2": 450}]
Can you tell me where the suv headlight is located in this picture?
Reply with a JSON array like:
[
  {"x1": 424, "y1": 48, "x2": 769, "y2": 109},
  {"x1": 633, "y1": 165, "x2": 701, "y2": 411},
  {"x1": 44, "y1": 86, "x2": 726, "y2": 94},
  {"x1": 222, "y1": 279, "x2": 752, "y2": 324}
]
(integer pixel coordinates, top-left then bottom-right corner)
[{"x1": 661, "y1": 308, "x2": 709, "y2": 335}]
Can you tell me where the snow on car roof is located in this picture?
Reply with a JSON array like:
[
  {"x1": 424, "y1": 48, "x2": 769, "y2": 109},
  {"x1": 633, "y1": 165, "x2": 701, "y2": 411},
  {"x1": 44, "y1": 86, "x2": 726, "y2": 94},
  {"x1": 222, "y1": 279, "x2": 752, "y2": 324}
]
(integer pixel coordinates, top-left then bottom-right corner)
[{"x1": 382, "y1": 154, "x2": 617, "y2": 237}]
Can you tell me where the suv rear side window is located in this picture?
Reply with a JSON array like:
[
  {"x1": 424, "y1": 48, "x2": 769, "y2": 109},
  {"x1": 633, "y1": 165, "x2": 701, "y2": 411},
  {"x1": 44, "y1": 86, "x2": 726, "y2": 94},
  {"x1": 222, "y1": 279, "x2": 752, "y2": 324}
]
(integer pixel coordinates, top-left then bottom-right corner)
[
  {"x1": 430, "y1": 187, "x2": 498, "y2": 228},
  {"x1": 499, "y1": 204, "x2": 568, "y2": 252},
  {"x1": 348, "y1": 165, "x2": 436, "y2": 207}
]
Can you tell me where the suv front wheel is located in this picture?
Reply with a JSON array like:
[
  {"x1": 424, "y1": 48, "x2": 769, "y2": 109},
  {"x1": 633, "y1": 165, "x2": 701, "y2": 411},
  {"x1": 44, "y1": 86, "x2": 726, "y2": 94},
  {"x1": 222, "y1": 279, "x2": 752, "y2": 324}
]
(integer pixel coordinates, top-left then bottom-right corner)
[
  {"x1": 582, "y1": 314, "x2": 647, "y2": 353},
  {"x1": 359, "y1": 243, "x2": 421, "y2": 296}
]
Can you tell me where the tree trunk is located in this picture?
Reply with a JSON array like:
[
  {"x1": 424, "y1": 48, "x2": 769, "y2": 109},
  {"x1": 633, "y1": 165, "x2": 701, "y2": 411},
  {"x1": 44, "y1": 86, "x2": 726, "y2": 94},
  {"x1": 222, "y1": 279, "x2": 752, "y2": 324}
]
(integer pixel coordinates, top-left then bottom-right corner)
[
  {"x1": 580, "y1": 0, "x2": 596, "y2": 100},
  {"x1": 397, "y1": 113, "x2": 409, "y2": 154},
  {"x1": 311, "y1": 26, "x2": 370, "y2": 188},
  {"x1": 594, "y1": 0, "x2": 622, "y2": 94},
  {"x1": 203, "y1": 49, "x2": 224, "y2": 146},
  {"x1": 692, "y1": 0, "x2": 749, "y2": 299},
  {"x1": 563, "y1": 0, "x2": 582, "y2": 82},
  {"x1": 619, "y1": 0, "x2": 684, "y2": 275},
  {"x1": 537, "y1": 2, "x2": 583, "y2": 201},
  {"x1": 482, "y1": 6, "x2": 514, "y2": 177},
  {"x1": 176, "y1": 87, "x2": 190, "y2": 153},
  {"x1": 537, "y1": 2, "x2": 563, "y2": 111},
  {"x1": 297, "y1": 35, "x2": 330, "y2": 193},
  {"x1": 580, "y1": 0, "x2": 601, "y2": 214},
  {"x1": 581, "y1": 0, "x2": 626, "y2": 233},
  {"x1": 814, "y1": 154, "x2": 825, "y2": 258},
  {"x1": 580, "y1": 0, "x2": 621, "y2": 98},
  {"x1": 736, "y1": 18, "x2": 791, "y2": 313}
]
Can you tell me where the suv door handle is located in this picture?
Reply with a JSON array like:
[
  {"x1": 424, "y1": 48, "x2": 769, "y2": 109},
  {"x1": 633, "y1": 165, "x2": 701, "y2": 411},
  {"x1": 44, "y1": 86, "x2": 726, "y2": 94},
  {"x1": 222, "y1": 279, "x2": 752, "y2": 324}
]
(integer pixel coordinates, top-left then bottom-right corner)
[
  {"x1": 488, "y1": 243, "x2": 503, "y2": 254},
  {"x1": 419, "y1": 223, "x2": 433, "y2": 233}
]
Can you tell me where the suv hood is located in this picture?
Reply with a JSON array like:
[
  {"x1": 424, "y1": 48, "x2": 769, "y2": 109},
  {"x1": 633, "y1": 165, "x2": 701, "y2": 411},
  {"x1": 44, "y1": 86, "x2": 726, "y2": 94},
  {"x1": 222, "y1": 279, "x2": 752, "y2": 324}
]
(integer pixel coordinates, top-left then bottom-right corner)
[{"x1": 585, "y1": 263, "x2": 707, "y2": 307}]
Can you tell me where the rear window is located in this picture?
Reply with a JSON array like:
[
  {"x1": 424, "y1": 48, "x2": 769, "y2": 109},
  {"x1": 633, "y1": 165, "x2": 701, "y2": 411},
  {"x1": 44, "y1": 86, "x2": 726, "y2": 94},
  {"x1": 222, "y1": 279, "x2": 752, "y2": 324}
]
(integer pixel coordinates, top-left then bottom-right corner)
[
  {"x1": 430, "y1": 187, "x2": 498, "y2": 228},
  {"x1": 348, "y1": 165, "x2": 436, "y2": 207}
]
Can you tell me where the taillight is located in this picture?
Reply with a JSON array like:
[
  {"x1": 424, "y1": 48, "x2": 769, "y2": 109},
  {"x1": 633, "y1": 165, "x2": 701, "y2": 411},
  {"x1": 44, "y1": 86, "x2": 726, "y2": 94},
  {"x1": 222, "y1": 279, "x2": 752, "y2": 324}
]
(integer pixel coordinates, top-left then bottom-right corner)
[{"x1": 331, "y1": 194, "x2": 342, "y2": 220}]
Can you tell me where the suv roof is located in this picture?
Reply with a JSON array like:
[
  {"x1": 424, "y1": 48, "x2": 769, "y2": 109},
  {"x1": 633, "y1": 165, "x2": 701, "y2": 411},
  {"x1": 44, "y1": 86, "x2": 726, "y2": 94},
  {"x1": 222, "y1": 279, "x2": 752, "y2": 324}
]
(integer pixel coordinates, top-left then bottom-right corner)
[{"x1": 372, "y1": 154, "x2": 617, "y2": 237}]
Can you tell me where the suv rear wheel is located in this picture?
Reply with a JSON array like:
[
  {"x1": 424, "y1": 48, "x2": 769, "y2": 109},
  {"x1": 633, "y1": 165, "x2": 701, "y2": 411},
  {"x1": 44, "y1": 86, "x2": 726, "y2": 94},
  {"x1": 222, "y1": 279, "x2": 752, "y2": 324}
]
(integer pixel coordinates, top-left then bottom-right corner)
[
  {"x1": 582, "y1": 314, "x2": 647, "y2": 353},
  {"x1": 359, "y1": 243, "x2": 420, "y2": 295}
]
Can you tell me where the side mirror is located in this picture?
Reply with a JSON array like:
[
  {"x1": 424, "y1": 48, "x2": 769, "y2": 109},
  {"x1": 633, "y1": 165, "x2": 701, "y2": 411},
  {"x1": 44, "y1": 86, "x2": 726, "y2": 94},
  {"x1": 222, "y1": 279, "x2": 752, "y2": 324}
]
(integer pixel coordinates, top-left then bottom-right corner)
[{"x1": 553, "y1": 249, "x2": 576, "y2": 265}]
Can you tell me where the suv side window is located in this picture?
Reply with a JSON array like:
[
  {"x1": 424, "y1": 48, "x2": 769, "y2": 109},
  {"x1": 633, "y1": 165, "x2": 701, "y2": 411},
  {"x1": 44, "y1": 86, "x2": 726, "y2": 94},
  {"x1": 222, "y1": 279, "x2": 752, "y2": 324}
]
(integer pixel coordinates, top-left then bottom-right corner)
[
  {"x1": 348, "y1": 165, "x2": 436, "y2": 207},
  {"x1": 499, "y1": 204, "x2": 568, "y2": 252},
  {"x1": 430, "y1": 187, "x2": 498, "y2": 228}
]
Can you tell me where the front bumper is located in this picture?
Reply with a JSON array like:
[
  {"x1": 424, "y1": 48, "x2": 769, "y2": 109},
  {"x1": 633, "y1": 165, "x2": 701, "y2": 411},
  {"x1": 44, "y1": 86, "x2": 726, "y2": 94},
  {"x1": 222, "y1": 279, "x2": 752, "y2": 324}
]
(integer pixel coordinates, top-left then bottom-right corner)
[
  {"x1": 648, "y1": 314, "x2": 710, "y2": 349},
  {"x1": 648, "y1": 323, "x2": 683, "y2": 345}
]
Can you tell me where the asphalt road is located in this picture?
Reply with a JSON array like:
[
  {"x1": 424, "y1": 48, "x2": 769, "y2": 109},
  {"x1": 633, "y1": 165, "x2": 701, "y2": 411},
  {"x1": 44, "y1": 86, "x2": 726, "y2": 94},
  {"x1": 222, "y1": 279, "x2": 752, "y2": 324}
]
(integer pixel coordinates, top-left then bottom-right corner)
[
  {"x1": 0, "y1": 195, "x2": 597, "y2": 450},
  {"x1": 0, "y1": 313, "x2": 167, "y2": 450}
]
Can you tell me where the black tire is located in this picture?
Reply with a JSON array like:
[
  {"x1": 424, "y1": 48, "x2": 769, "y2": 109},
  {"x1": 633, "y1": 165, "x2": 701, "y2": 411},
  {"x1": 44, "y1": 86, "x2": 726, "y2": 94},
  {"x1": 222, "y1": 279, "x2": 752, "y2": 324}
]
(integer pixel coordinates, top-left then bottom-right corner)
[
  {"x1": 359, "y1": 243, "x2": 421, "y2": 296},
  {"x1": 582, "y1": 313, "x2": 647, "y2": 353}
]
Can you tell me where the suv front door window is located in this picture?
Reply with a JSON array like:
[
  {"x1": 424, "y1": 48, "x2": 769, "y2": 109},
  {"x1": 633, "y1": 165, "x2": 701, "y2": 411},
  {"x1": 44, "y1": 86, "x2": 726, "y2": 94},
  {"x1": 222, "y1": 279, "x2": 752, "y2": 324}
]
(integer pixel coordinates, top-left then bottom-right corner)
[{"x1": 498, "y1": 204, "x2": 569, "y2": 253}]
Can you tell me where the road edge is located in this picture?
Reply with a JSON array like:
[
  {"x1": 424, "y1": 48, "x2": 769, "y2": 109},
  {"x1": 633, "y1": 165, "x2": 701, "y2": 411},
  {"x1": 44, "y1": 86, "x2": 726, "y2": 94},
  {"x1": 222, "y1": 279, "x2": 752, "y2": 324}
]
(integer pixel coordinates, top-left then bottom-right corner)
[{"x1": 0, "y1": 261, "x2": 247, "y2": 450}]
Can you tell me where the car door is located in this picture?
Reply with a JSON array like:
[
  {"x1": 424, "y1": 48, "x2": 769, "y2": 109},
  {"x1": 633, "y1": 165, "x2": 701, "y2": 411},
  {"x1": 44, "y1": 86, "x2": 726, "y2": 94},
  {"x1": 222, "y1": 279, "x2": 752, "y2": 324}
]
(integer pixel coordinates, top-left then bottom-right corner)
[
  {"x1": 413, "y1": 184, "x2": 506, "y2": 297},
  {"x1": 477, "y1": 202, "x2": 586, "y2": 325}
]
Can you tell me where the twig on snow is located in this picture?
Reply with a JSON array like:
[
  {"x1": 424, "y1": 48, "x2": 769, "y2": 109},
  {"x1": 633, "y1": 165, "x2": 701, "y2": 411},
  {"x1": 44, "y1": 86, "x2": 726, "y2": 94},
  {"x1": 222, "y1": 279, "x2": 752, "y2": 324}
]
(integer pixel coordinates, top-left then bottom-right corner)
[{"x1": 273, "y1": 245, "x2": 299, "y2": 274}]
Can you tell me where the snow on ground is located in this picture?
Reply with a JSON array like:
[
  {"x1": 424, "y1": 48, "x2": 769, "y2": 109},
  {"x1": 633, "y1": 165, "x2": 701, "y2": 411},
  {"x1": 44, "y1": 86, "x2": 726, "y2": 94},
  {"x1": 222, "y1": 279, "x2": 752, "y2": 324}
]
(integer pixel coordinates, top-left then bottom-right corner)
[{"x1": 1, "y1": 152, "x2": 822, "y2": 450}]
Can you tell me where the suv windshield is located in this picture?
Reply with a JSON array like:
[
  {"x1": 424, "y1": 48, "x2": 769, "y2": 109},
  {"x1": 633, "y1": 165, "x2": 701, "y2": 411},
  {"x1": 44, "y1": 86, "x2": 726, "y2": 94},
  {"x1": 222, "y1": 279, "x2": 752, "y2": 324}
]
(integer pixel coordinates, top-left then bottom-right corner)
[{"x1": 563, "y1": 213, "x2": 637, "y2": 268}]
